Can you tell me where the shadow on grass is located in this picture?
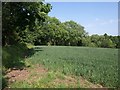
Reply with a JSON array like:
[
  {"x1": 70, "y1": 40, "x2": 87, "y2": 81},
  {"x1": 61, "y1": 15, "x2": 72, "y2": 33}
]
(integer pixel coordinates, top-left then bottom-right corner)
[
  {"x1": 2, "y1": 43, "x2": 36, "y2": 69},
  {"x1": 2, "y1": 43, "x2": 37, "y2": 89}
]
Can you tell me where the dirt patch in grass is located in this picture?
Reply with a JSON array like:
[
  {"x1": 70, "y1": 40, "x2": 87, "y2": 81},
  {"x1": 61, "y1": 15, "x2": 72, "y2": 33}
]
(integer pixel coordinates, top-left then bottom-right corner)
[
  {"x1": 79, "y1": 76, "x2": 103, "y2": 88},
  {"x1": 5, "y1": 69, "x2": 29, "y2": 84},
  {"x1": 52, "y1": 76, "x2": 77, "y2": 87},
  {"x1": 5, "y1": 64, "x2": 48, "y2": 84},
  {"x1": 5, "y1": 64, "x2": 104, "y2": 88},
  {"x1": 51, "y1": 75, "x2": 103, "y2": 88}
]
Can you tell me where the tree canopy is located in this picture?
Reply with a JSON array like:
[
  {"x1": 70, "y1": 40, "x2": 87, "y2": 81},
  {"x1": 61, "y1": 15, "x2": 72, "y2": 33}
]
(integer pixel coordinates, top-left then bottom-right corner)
[{"x1": 2, "y1": 2, "x2": 52, "y2": 45}]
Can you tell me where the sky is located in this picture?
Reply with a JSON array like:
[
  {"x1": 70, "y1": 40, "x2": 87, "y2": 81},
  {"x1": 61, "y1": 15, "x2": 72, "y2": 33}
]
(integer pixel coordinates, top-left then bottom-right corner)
[{"x1": 47, "y1": 2, "x2": 118, "y2": 36}]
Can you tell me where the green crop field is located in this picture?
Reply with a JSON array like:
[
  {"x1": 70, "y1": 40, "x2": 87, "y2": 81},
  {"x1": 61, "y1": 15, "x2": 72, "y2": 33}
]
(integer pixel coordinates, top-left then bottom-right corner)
[{"x1": 24, "y1": 46, "x2": 118, "y2": 87}]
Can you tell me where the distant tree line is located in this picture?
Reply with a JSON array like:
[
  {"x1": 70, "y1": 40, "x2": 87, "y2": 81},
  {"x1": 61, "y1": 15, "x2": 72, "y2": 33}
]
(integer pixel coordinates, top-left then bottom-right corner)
[
  {"x1": 34, "y1": 17, "x2": 120, "y2": 48},
  {"x1": 2, "y1": 2, "x2": 120, "y2": 48}
]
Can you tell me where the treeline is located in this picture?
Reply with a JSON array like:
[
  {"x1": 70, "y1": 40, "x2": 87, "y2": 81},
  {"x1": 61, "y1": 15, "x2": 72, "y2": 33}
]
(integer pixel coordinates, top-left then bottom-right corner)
[
  {"x1": 34, "y1": 17, "x2": 120, "y2": 48},
  {"x1": 2, "y1": 2, "x2": 120, "y2": 48}
]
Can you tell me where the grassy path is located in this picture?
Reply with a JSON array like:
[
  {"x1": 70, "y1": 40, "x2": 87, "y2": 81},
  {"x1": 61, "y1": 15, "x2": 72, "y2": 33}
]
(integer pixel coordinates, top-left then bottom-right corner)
[{"x1": 5, "y1": 64, "x2": 102, "y2": 88}]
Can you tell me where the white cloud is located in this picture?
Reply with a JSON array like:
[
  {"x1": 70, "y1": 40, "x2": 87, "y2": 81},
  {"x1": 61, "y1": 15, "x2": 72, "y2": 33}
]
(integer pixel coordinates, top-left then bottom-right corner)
[
  {"x1": 85, "y1": 18, "x2": 117, "y2": 28},
  {"x1": 83, "y1": 18, "x2": 118, "y2": 35},
  {"x1": 95, "y1": 18, "x2": 99, "y2": 21}
]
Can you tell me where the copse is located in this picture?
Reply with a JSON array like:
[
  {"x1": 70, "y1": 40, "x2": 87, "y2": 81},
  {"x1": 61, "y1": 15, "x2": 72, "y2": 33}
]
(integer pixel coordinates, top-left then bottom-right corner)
[
  {"x1": 89, "y1": 34, "x2": 120, "y2": 48},
  {"x1": 34, "y1": 17, "x2": 87, "y2": 46},
  {"x1": 33, "y1": 16, "x2": 119, "y2": 48}
]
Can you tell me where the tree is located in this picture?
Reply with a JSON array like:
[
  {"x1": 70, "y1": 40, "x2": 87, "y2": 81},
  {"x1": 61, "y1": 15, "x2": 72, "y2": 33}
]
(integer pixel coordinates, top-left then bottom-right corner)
[
  {"x1": 90, "y1": 34, "x2": 100, "y2": 47},
  {"x1": 101, "y1": 38, "x2": 116, "y2": 48},
  {"x1": 82, "y1": 36, "x2": 91, "y2": 46},
  {"x1": 34, "y1": 16, "x2": 64, "y2": 45},
  {"x1": 63, "y1": 20, "x2": 86, "y2": 46},
  {"x1": 2, "y1": 2, "x2": 52, "y2": 46},
  {"x1": 104, "y1": 33, "x2": 108, "y2": 39}
]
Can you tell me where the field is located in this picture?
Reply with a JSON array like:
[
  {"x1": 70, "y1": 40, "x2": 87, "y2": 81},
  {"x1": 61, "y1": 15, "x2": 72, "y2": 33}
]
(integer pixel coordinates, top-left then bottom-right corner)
[{"x1": 4, "y1": 46, "x2": 118, "y2": 88}]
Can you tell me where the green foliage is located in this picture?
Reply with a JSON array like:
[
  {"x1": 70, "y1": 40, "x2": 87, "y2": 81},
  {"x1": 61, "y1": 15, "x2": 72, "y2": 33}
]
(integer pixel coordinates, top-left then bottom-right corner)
[
  {"x1": 101, "y1": 38, "x2": 116, "y2": 48},
  {"x1": 90, "y1": 34, "x2": 118, "y2": 48},
  {"x1": 3, "y1": 44, "x2": 25, "y2": 68},
  {"x1": 2, "y1": 2, "x2": 52, "y2": 46},
  {"x1": 82, "y1": 37, "x2": 91, "y2": 46},
  {"x1": 33, "y1": 15, "x2": 119, "y2": 49},
  {"x1": 2, "y1": 76, "x2": 7, "y2": 89},
  {"x1": 28, "y1": 46, "x2": 118, "y2": 87},
  {"x1": 34, "y1": 17, "x2": 87, "y2": 46}
]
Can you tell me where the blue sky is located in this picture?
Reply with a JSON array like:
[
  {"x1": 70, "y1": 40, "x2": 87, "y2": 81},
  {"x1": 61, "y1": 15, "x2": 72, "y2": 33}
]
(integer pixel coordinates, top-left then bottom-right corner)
[{"x1": 47, "y1": 2, "x2": 118, "y2": 36}]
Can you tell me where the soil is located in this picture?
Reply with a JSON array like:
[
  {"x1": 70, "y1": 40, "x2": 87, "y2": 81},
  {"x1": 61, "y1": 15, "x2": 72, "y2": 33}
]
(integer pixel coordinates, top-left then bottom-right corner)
[
  {"x1": 5, "y1": 64, "x2": 48, "y2": 84},
  {"x1": 5, "y1": 64, "x2": 104, "y2": 88}
]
